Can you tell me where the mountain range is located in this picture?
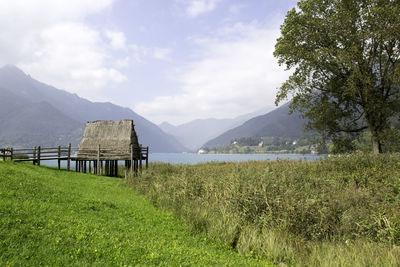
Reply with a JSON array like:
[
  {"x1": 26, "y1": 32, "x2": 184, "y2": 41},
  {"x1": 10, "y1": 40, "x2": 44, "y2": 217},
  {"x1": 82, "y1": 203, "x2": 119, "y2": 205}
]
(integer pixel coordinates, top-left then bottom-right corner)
[
  {"x1": 0, "y1": 65, "x2": 308, "y2": 152},
  {"x1": 158, "y1": 106, "x2": 273, "y2": 151},
  {"x1": 0, "y1": 65, "x2": 187, "y2": 152},
  {"x1": 203, "y1": 104, "x2": 308, "y2": 148}
]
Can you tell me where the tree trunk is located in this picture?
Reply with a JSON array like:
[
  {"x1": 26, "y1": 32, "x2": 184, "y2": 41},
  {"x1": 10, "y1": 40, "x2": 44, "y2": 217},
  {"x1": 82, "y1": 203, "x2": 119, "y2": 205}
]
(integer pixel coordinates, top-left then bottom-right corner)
[{"x1": 372, "y1": 134, "x2": 382, "y2": 154}]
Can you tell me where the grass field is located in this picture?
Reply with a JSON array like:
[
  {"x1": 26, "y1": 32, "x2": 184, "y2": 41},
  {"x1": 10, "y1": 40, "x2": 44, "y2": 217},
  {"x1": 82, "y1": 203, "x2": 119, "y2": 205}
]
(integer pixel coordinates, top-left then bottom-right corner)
[
  {"x1": 0, "y1": 161, "x2": 269, "y2": 266},
  {"x1": 127, "y1": 154, "x2": 400, "y2": 266}
]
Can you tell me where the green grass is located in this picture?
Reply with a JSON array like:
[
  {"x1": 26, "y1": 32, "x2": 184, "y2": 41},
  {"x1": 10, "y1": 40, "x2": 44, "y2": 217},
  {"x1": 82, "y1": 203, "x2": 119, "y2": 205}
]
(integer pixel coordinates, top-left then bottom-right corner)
[
  {"x1": 0, "y1": 161, "x2": 269, "y2": 266},
  {"x1": 127, "y1": 154, "x2": 400, "y2": 266}
]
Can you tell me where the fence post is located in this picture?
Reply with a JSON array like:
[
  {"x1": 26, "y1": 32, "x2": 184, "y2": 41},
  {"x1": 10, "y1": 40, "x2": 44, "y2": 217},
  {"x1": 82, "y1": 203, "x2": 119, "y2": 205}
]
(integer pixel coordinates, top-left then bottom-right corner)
[
  {"x1": 97, "y1": 144, "x2": 100, "y2": 175},
  {"x1": 2, "y1": 148, "x2": 5, "y2": 161},
  {"x1": 10, "y1": 147, "x2": 13, "y2": 161},
  {"x1": 58, "y1": 145, "x2": 61, "y2": 170},
  {"x1": 67, "y1": 144, "x2": 71, "y2": 171},
  {"x1": 146, "y1": 147, "x2": 149, "y2": 169},
  {"x1": 33, "y1": 146, "x2": 36, "y2": 165},
  {"x1": 37, "y1": 146, "x2": 41, "y2": 166}
]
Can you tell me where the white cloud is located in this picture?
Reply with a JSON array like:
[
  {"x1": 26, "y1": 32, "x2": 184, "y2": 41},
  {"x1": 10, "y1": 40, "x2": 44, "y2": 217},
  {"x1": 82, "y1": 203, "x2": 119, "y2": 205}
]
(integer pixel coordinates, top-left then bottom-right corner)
[
  {"x1": 0, "y1": 0, "x2": 114, "y2": 24},
  {"x1": 153, "y1": 48, "x2": 171, "y2": 60},
  {"x1": 228, "y1": 4, "x2": 246, "y2": 15},
  {"x1": 105, "y1": 30, "x2": 127, "y2": 50},
  {"x1": 135, "y1": 22, "x2": 290, "y2": 125},
  {"x1": 129, "y1": 44, "x2": 150, "y2": 63},
  {"x1": 128, "y1": 45, "x2": 172, "y2": 63},
  {"x1": 0, "y1": 0, "x2": 127, "y2": 99},
  {"x1": 183, "y1": 0, "x2": 222, "y2": 18},
  {"x1": 116, "y1": 56, "x2": 131, "y2": 68},
  {"x1": 18, "y1": 23, "x2": 127, "y2": 96}
]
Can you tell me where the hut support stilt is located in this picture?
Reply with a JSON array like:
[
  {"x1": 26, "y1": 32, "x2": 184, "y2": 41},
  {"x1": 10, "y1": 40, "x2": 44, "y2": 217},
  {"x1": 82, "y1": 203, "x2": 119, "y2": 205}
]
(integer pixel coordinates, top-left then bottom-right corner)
[{"x1": 97, "y1": 144, "x2": 100, "y2": 175}]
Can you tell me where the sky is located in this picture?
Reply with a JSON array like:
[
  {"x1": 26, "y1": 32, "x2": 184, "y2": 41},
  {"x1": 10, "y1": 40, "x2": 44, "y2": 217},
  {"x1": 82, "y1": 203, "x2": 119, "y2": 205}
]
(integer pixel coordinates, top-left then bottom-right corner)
[{"x1": 0, "y1": 0, "x2": 298, "y2": 125}]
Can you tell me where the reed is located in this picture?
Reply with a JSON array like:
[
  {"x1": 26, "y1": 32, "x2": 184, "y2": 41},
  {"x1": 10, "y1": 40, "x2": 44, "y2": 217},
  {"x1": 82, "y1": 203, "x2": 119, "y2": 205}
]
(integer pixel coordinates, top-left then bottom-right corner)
[{"x1": 127, "y1": 154, "x2": 400, "y2": 265}]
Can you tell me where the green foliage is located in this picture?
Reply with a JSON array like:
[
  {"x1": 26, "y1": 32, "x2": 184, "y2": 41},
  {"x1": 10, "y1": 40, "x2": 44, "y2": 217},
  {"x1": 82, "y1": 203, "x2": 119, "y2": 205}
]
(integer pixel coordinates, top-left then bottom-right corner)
[
  {"x1": 381, "y1": 126, "x2": 400, "y2": 153},
  {"x1": 274, "y1": 0, "x2": 400, "y2": 154},
  {"x1": 0, "y1": 161, "x2": 267, "y2": 266},
  {"x1": 127, "y1": 155, "x2": 400, "y2": 265},
  {"x1": 328, "y1": 127, "x2": 400, "y2": 153},
  {"x1": 352, "y1": 131, "x2": 373, "y2": 152},
  {"x1": 235, "y1": 137, "x2": 262, "y2": 146},
  {"x1": 328, "y1": 136, "x2": 356, "y2": 154}
]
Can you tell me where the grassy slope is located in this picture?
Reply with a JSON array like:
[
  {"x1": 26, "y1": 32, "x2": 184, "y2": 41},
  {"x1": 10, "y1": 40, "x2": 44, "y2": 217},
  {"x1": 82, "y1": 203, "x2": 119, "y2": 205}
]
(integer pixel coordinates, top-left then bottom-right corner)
[{"x1": 0, "y1": 161, "x2": 268, "y2": 266}]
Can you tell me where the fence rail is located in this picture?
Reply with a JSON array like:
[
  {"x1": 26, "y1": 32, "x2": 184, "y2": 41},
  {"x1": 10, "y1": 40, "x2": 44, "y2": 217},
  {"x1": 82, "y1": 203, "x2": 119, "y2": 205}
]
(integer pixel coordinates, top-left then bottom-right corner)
[
  {"x1": 0, "y1": 144, "x2": 149, "y2": 176},
  {"x1": 1, "y1": 145, "x2": 75, "y2": 170},
  {"x1": 1, "y1": 147, "x2": 13, "y2": 161}
]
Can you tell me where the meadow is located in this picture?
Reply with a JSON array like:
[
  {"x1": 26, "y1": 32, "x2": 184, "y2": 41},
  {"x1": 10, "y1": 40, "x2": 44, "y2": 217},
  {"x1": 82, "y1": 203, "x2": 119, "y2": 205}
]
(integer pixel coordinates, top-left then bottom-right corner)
[
  {"x1": 0, "y1": 161, "x2": 267, "y2": 266},
  {"x1": 127, "y1": 154, "x2": 400, "y2": 266}
]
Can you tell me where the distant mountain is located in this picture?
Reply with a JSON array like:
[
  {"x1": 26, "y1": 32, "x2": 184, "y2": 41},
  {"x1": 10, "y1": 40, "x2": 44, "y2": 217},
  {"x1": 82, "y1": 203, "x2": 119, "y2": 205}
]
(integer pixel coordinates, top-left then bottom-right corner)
[
  {"x1": 0, "y1": 87, "x2": 83, "y2": 147},
  {"x1": 160, "y1": 118, "x2": 242, "y2": 151},
  {"x1": 158, "y1": 122, "x2": 177, "y2": 135},
  {"x1": 159, "y1": 106, "x2": 274, "y2": 151},
  {"x1": 203, "y1": 104, "x2": 307, "y2": 148},
  {"x1": 0, "y1": 65, "x2": 187, "y2": 152}
]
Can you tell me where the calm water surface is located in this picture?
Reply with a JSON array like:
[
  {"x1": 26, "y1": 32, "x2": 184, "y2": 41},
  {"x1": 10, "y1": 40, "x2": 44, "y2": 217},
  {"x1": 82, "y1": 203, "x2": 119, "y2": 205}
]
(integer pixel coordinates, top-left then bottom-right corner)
[
  {"x1": 41, "y1": 153, "x2": 322, "y2": 168},
  {"x1": 150, "y1": 153, "x2": 322, "y2": 164}
]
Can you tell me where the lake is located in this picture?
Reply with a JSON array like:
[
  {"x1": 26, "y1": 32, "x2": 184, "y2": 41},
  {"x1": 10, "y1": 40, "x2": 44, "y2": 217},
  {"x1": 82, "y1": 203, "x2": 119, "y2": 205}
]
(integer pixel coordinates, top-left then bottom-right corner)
[
  {"x1": 150, "y1": 153, "x2": 322, "y2": 164},
  {"x1": 40, "y1": 153, "x2": 323, "y2": 168}
]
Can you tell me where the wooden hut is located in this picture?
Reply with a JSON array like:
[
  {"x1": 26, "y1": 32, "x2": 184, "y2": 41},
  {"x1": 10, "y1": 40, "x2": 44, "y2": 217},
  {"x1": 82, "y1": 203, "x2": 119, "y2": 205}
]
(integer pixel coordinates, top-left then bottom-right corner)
[{"x1": 76, "y1": 120, "x2": 148, "y2": 176}]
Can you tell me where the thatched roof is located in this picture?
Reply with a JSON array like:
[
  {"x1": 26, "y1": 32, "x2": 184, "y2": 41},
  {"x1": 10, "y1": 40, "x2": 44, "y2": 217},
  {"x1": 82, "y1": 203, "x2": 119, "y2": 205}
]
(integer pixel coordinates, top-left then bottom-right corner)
[{"x1": 77, "y1": 120, "x2": 140, "y2": 159}]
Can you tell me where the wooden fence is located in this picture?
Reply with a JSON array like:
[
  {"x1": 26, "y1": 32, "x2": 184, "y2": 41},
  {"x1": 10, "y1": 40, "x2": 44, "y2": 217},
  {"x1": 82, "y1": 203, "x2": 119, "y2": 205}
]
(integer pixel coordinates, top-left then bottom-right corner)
[
  {"x1": 1, "y1": 145, "x2": 76, "y2": 170},
  {"x1": 0, "y1": 144, "x2": 149, "y2": 176},
  {"x1": 0, "y1": 147, "x2": 12, "y2": 161}
]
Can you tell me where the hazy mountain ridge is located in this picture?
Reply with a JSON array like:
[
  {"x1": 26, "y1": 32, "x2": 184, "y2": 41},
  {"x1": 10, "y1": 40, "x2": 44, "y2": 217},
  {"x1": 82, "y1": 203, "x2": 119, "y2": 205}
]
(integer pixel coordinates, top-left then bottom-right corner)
[
  {"x1": 0, "y1": 65, "x2": 187, "y2": 152},
  {"x1": 0, "y1": 65, "x2": 306, "y2": 152},
  {"x1": 159, "y1": 118, "x2": 242, "y2": 151},
  {"x1": 203, "y1": 104, "x2": 307, "y2": 148},
  {"x1": 159, "y1": 106, "x2": 274, "y2": 151},
  {"x1": 0, "y1": 86, "x2": 84, "y2": 147}
]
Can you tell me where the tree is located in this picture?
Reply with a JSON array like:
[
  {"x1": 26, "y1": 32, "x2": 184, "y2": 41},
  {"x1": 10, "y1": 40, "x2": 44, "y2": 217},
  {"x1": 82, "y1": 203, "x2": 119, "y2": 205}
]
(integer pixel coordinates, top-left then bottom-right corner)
[{"x1": 274, "y1": 0, "x2": 400, "y2": 154}]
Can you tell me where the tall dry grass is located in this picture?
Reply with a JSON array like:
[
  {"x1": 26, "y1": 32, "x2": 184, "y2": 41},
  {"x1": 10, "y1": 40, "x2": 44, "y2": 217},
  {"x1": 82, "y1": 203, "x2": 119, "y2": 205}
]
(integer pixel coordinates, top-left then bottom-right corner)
[{"x1": 126, "y1": 154, "x2": 400, "y2": 265}]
